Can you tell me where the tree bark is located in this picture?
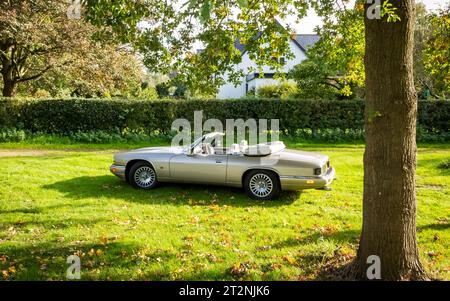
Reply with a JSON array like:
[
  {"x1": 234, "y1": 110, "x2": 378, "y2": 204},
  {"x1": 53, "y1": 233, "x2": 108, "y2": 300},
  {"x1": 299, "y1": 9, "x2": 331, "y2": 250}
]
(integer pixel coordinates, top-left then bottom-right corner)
[
  {"x1": 2, "y1": 79, "x2": 16, "y2": 97},
  {"x1": 353, "y1": 0, "x2": 428, "y2": 280},
  {"x1": 0, "y1": 41, "x2": 16, "y2": 97}
]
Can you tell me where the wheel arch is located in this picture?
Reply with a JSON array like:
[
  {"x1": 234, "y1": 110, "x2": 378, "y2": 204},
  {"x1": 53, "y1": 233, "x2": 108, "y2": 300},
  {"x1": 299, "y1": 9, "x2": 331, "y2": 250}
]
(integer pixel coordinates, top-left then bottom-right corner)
[
  {"x1": 125, "y1": 159, "x2": 155, "y2": 182},
  {"x1": 241, "y1": 168, "x2": 281, "y2": 188}
]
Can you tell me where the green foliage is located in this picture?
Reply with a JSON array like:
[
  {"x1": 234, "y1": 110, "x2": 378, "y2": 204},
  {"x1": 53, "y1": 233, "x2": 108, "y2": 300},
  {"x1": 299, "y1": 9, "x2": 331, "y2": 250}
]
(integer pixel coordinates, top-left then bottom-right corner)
[
  {"x1": 256, "y1": 82, "x2": 297, "y2": 99},
  {"x1": 381, "y1": 0, "x2": 401, "y2": 22},
  {"x1": 288, "y1": 60, "x2": 340, "y2": 99},
  {"x1": 155, "y1": 81, "x2": 188, "y2": 99},
  {"x1": 0, "y1": 128, "x2": 26, "y2": 142},
  {"x1": 423, "y1": 5, "x2": 450, "y2": 98},
  {"x1": 438, "y1": 160, "x2": 450, "y2": 170},
  {"x1": 0, "y1": 98, "x2": 448, "y2": 142},
  {"x1": 0, "y1": 0, "x2": 147, "y2": 98},
  {"x1": 289, "y1": 5, "x2": 365, "y2": 99},
  {"x1": 82, "y1": 0, "x2": 310, "y2": 95},
  {"x1": 136, "y1": 87, "x2": 159, "y2": 100}
]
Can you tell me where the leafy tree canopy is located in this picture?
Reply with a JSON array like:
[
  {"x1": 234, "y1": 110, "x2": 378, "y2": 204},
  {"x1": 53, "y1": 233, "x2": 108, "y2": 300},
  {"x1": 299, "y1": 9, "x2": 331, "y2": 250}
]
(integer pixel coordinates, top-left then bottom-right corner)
[
  {"x1": 423, "y1": 4, "x2": 450, "y2": 98},
  {"x1": 82, "y1": 0, "x2": 334, "y2": 95},
  {"x1": 0, "y1": 0, "x2": 151, "y2": 98},
  {"x1": 289, "y1": 2, "x2": 365, "y2": 99}
]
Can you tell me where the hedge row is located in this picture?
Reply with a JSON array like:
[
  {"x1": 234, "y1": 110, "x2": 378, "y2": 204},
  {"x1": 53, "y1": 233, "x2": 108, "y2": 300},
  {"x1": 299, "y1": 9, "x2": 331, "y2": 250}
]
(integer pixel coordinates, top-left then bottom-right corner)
[{"x1": 0, "y1": 98, "x2": 448, "y2": 139}]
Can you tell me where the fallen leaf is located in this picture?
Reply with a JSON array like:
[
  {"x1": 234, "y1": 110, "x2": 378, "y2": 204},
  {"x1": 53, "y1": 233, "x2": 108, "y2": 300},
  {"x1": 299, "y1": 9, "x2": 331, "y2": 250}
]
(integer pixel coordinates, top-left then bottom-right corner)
[{"x1": 282, "y1": 255, "x2": 297, "y2": 265}]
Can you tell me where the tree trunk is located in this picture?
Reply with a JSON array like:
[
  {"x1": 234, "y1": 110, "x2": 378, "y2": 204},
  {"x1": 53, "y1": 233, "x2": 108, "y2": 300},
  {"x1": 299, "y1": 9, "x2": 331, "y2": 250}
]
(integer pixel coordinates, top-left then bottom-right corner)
[
  {"x1": 0, "y1": 42, "x2": 17, "y2": 97},
  {"x1": 2, "y1": 77, "x2": 16, "y2": 97},
  {"x1": 355, "y1": 0, "x2": 427, "y2": 280}
]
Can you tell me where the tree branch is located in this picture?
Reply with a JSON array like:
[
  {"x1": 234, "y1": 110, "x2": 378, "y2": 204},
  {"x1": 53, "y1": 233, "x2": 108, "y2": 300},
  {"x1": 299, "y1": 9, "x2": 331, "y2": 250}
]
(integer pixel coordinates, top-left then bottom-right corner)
[{"x1": 17, "y1": 65, "x2": 52, "y2": 83}]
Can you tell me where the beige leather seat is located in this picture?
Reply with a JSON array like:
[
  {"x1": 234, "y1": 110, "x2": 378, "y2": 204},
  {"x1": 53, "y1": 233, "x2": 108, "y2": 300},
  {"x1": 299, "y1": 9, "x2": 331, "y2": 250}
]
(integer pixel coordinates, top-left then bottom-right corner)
[
  {"x1": 230, "y1": 144, "x2": 240, "y2": 154},
  {"x1": 203, "y1": 144, "x2": 215, "y2": 155},
  {"x1": 239, "y1": 140, "x2": 248, "y2": 153}
]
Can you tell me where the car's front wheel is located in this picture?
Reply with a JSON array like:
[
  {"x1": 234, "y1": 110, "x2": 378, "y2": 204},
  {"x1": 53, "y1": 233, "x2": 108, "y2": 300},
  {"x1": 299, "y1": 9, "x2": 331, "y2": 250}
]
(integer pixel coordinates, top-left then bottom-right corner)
[
  {"x1": 244, "y1": 170, "x2": 280, "y2": 200},
  {"x1": 129, "y1": 162, "x2": 158, "y2": 190}
]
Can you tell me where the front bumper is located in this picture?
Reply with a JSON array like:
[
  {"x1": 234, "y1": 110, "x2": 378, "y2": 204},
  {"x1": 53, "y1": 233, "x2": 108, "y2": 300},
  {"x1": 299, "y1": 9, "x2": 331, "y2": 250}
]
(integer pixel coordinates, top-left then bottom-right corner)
[
  {"x1": 110, "y1": 164, "x2": 126, "y2": 180},
  {"x1": 280, "y1": 167, "x2": 336, "y2": 191}
]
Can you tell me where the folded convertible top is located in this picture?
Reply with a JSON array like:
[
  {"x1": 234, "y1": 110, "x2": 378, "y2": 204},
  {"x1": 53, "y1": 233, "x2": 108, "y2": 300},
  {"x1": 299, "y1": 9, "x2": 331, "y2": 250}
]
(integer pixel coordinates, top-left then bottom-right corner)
[{"x1": 243, "y1": 141, "x2": 286, "y2": 157}]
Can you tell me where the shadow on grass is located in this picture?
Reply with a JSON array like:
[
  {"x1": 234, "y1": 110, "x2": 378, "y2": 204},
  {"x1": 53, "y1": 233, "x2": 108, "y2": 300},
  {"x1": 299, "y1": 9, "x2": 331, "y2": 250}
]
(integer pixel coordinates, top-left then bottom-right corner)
[
  {"x1": 418, "y1": 223, "x2": 450, "y2": 231},
  {"x1": 42, "y1": 175, "x2": 299, "y2": 207},
  {"x1": 0, "y1": 240, "x2": 180, "y2": 280},
  {"x1": 271, "y1": 229, "x2": 361, "y2": 250},
  {"x1": 0, "y1": 217, "x2": 107, "y2": 233}
]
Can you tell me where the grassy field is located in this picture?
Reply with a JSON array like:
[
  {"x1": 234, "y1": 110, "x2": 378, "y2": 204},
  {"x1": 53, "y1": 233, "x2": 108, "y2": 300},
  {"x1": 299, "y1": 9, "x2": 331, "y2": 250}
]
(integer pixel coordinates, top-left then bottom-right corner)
[{"x1": 0, "y1": 141, "x2": 448, "y2": 280}]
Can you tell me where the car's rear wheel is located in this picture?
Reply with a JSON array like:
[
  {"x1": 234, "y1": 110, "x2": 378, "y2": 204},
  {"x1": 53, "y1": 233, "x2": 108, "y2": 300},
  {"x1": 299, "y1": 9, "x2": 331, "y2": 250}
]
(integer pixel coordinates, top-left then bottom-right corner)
[
  {"x1": 244, "y1": 170, "x2": 280, "y2": 200},
  {"x1": 129, "y1": 162, "x2": 158, "y2": 190}
]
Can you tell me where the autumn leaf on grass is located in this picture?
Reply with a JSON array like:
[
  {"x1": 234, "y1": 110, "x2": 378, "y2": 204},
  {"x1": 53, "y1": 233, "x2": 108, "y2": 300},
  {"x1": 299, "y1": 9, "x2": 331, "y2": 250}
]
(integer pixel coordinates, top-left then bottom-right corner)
[
  {"x1": 85, "y1": 260, "x2": 94, "y2": 269},
  {"x1": 190, "y1": 216, "x2": 200, "y2": 224},
  {"x1": 282, "y1": 255, "x2": 297, "y2": 265},
  {"x1": 256, "y1": 245, "x2": 272, "y2": 252},
  {"x1": 312, "y1": 223, "x2": 339, "y2": 236},
  {"x1": 229, "y1": 262, "x2": 254, "y2": 277},
  {"x1": 2, "y1": 270, "x2": 9, "y2": 280},
  {"x1": 100, "y1": 236, "x2": 109, "y2": 245},
  {"x1": 426, "y1": 251, "x2": 441, "y2": 258},
  {"x1": 261, "y1": 263, "x2": 282, "y2": 273},
  {"x1": 0, "y1": 255, "x2": 7, "y2": 264},
  {"x1": 206, "y1": 253, "x2": 218, "y2": 263},
  {"x1": 209, "y1": 204, "x2": 220, "y2": 212},
  {"x1": 220, "y1": 232, "x2": 232, "y2": 248}
]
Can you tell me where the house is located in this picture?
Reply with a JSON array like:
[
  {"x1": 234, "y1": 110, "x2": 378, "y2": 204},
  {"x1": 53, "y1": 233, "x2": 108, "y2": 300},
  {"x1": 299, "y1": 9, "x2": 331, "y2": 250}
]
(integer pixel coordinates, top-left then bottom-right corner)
[{"x1": 216, "y1": 34, "x2": 319, "y2": 99}]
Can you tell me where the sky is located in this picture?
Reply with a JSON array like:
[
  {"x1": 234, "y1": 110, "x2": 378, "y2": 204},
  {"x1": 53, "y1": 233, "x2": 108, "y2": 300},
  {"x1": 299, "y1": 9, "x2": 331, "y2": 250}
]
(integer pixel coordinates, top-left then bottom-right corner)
[{"x1": 292, "y1": 0, "x2": 449, "y2": 34}]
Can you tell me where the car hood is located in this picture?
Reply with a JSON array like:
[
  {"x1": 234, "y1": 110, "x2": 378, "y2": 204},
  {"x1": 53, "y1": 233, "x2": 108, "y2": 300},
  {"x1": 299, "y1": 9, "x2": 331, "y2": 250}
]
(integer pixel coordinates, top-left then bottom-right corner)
[
  {"x1": 279, "y1": 149, "x2": 329, "y2": 165},
  {"x1": 129, "y1": 146, "x2": 184, "y2": 154}
]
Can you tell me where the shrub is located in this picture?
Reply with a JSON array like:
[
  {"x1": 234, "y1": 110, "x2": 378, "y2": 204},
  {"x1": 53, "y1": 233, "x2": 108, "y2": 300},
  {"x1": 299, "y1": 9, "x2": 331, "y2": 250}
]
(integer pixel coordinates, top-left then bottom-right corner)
[
  {"x1": 0, "y1": 98, "x2": 448, "y2": 142},
  {"x1": 0, "y1": 128, "x2": 26, "y2": 142},
  {"x1": 257, "y1": 82, "x2": 298, "y2": 99}
]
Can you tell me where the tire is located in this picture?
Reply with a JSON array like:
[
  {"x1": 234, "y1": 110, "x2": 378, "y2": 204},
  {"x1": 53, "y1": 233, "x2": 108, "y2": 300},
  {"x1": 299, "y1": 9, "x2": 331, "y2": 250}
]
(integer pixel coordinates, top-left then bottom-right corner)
[
  {"x1": 244, "y1": 170, "x2": 280, "y2": 200},
  {"x1": 128, "y1": 161, "x2": 158, "y2": 190}
]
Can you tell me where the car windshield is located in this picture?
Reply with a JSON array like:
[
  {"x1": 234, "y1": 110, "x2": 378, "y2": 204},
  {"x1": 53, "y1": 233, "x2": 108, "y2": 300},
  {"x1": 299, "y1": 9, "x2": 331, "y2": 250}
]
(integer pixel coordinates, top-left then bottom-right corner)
[{"x1": 184, "y1": 132, "x2": 225, "y2": 153}]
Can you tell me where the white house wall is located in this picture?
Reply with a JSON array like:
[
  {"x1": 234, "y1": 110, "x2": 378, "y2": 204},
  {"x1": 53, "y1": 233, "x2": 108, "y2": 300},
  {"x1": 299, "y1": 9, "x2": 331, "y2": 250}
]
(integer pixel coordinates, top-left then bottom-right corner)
[{"x1": 217, "y1": 39, "x2": 307, "y2": 99}]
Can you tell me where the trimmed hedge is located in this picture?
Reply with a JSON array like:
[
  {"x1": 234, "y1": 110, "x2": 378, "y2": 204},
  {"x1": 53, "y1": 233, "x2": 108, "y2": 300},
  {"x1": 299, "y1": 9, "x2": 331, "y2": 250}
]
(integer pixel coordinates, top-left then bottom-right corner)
[{"x1": 0, "y1": 98, "x2": 448, "y2": 141}]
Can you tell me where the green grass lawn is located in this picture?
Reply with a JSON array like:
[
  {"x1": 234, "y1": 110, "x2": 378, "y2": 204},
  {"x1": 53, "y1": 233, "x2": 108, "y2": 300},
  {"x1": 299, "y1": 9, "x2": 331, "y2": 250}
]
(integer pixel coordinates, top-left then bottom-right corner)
[{"x1": 0, "y1": 142, "x2": 448, "y2": 280}]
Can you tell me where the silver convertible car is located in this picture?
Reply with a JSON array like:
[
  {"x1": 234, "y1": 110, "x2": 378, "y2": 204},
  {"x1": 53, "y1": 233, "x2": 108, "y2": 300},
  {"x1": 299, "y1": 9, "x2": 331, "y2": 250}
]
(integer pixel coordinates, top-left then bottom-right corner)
[{"x1": 110, "y1": 132, "x2": 335, "y2": 200}]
